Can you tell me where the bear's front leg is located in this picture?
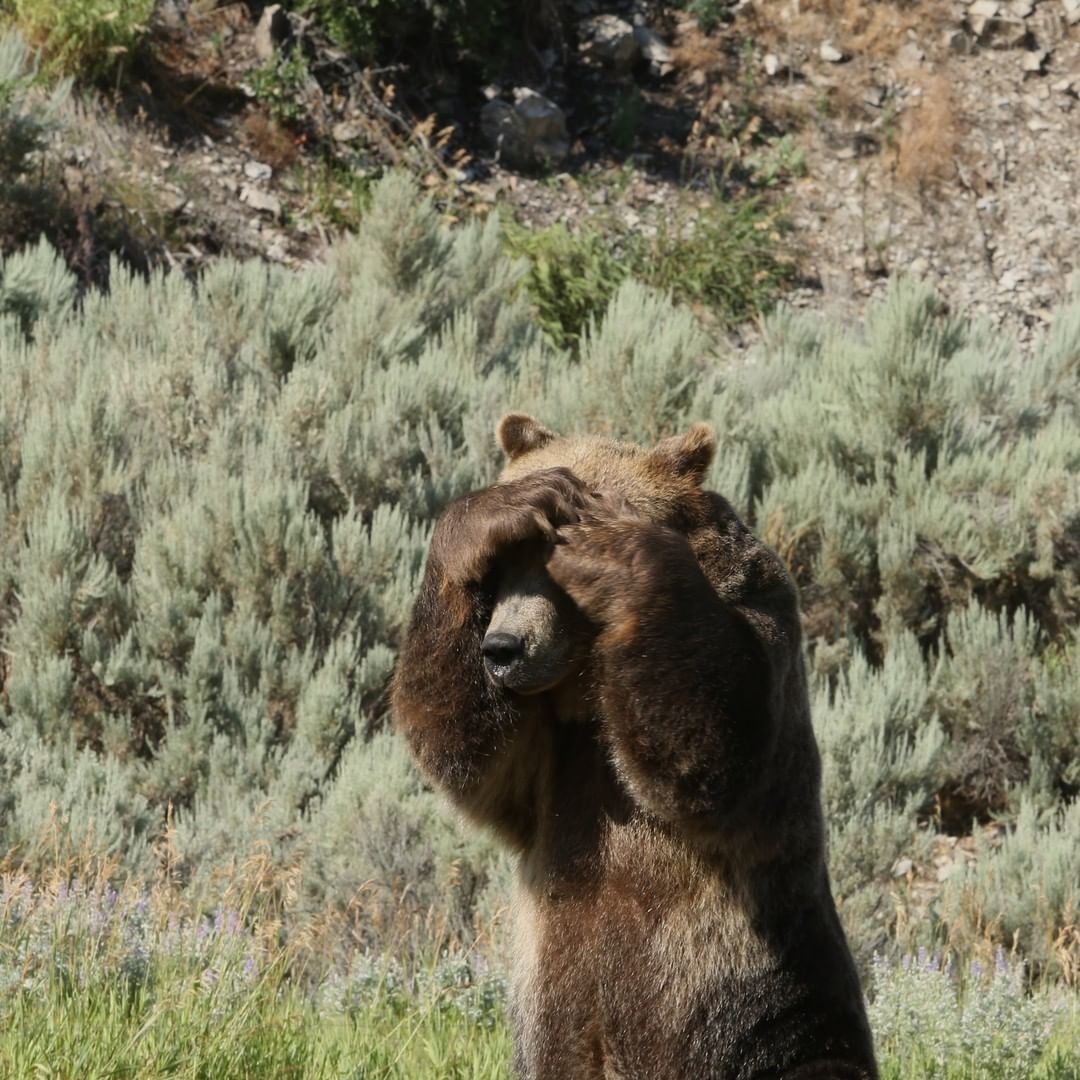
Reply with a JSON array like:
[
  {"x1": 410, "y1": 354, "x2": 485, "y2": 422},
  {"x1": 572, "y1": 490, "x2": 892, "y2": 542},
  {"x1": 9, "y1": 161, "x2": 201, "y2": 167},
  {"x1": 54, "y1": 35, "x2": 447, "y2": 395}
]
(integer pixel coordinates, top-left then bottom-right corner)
[
  {"x1": 546, "y1": 504, "x2": 784, "y2": 836},
  {"x1": 392, "y1": 468, "x2": 594, "y2": 848}
]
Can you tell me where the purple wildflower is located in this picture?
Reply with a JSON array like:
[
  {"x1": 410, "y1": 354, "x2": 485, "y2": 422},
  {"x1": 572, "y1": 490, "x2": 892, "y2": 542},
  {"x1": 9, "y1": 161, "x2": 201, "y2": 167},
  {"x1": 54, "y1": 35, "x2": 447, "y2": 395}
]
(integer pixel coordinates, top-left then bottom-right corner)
[
  {"x1": 994, "y1": 946, "x2": 1008, "y2": 976},
  {"x1": 227, "y1": 910, "x2": 239, "y2": 936},
  {"x1": 214, "y1": 908, "x2": 224, "y2": 935}
]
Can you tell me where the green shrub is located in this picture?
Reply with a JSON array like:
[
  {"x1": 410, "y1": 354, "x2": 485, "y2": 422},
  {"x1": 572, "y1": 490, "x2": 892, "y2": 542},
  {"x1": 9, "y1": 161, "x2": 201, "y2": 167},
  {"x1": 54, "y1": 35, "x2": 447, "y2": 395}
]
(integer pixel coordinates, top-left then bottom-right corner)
[
  {"x1": 680, "y1": 0, "x2": 728, "y2": 34},
  {"x1": 10, "y1": 0, "x2": 153, "y2": 81},
  {"x1": 247, "y1": 49, "x2": 310, "y2": 127},
  {"x1": 502, "y1": 218, "x2": 625, "y2": 352},
  {"x1": 505, "y1": 195, "x2": 791, "y2": 351},
  {"x1": 633, "y1": 196, "x2": 791, "y2": 323}
]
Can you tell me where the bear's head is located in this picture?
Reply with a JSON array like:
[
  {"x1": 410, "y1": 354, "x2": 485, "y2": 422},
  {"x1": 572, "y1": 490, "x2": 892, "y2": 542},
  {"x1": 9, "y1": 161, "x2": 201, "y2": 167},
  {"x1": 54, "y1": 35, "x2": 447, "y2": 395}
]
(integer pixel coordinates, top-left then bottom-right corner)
[{"x1": 481, "y1": 412, "x2": 716, "y2": 696}]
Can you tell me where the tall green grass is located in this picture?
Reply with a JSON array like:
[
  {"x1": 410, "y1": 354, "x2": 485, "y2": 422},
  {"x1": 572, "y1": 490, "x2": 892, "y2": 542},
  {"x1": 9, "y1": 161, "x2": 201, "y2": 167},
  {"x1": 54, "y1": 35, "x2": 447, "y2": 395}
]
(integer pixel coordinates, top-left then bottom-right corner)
[
  {"x1": 0, "y1": 868, "x2": 1076, "y2": 1078},
  {"x1": 0, "y1": 867, "x2": 511, "y2": 1078}
]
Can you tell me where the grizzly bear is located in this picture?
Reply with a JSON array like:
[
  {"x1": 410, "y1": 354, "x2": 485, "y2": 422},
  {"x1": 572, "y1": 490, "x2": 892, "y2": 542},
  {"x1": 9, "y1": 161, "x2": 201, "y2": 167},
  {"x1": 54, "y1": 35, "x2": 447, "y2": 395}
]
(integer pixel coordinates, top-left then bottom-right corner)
[{"x1": 392, "y1": 414, "x2": 878, "y2": 1080}]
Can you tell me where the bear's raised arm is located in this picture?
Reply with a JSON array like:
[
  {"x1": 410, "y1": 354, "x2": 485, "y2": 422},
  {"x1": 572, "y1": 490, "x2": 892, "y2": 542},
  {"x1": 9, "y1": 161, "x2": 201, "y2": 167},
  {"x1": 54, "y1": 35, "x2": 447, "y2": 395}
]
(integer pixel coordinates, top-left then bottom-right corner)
[
  {"x1": 391, "y1": 561, "x2": 534, "y2": 847},
  {"x1": 392, "y1": 468, "x2": 593, "y2": 849},
  {"x1": 548, "y1": 491, "x2": 808, "y2": 846}
]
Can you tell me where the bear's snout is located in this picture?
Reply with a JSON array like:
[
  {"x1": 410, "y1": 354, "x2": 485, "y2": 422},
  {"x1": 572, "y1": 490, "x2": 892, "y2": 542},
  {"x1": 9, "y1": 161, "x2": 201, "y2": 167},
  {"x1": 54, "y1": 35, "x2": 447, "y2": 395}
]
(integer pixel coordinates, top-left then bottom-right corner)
[{"x1": 482, "y1": 631, "x2": 526, "y2": 682}]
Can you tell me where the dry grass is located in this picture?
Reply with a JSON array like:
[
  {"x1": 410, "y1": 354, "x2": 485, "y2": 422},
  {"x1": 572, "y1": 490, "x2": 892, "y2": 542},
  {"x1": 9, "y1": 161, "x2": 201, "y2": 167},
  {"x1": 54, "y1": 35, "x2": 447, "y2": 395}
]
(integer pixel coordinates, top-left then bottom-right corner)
[
  {"x1": 745, "y1": 0, "x2": 952, "y2": 60},
  {"x1": 892, "y1": 74, "x2": 962, "y2": 194},
  {"x1": 789, "y1": 0, "x2": 918, "y2": 50},
  {"x1": 244, "y1": 110, "x2": 301, "y2": 172}
]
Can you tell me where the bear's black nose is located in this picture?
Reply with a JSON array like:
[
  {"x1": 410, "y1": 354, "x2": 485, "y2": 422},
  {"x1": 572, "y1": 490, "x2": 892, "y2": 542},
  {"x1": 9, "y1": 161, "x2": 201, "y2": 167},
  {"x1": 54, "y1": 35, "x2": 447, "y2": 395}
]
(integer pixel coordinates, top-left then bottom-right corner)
[{"x1": 482, "y1": 632, "x2": 525, "y2": 670}]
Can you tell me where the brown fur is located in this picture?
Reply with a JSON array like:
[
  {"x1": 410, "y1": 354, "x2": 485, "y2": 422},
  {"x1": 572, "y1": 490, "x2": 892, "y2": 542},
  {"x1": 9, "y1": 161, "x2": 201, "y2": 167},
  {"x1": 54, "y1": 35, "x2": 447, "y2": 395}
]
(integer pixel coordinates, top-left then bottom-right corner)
[{"x1": 392, "y1": 416, "x2": 878, "y2": 1079}]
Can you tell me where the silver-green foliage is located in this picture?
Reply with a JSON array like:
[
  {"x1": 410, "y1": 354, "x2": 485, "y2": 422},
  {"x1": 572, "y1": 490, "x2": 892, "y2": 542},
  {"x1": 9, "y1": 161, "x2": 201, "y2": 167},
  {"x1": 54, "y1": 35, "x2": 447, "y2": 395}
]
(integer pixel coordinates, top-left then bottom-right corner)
[
  {"x1": 0, "y1": 31, "x2": 69, "y2": 190},
  {"x1": 0, "y1": 173, "x2": 1077, "y2": 973},
  {"x1": 867, "y1": 950, "x2": 1069, "y2": 1080}
]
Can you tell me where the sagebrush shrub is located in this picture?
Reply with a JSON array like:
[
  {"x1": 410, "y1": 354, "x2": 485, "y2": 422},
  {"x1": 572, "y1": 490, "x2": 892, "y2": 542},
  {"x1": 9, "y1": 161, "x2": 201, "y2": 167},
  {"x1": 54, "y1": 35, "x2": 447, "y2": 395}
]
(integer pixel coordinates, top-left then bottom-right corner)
[
  {"x1": 867, "y1": 949, "x2": 1067, "y2": 1080},
  {"x1": 0, "y1": 173, "x2": 1076, "y2": 980}
]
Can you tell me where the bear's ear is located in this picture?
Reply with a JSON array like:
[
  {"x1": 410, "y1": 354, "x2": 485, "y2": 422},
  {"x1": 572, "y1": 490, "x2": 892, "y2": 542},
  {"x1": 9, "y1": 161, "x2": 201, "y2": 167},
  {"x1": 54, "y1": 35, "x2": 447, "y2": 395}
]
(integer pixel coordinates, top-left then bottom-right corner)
[
  {"x1": 497, "y1": 413, "x2": 558, "y2": 460},
  {"x1": 650, "y1": 423, "x2": 716, "y2": 483}
]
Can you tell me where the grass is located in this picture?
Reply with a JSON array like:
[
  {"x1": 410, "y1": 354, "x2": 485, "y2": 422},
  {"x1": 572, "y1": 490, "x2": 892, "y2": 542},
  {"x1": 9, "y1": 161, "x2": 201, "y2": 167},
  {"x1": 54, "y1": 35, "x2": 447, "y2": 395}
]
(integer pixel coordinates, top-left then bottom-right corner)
[
  {"x1": 0, "y1": 869, "x2": 511, "y2": 1078},
  {"x1": 297, "y1": 155, "x2": 375, "y2": 232},
  {"x1": 7, "y1": 0, "x2": 153, "y2": 82},
  {"x1": 1, "y1": 869, "x2": 1077, "y2": 1079},
  {"x1": 7, "y1": 979, "x2": 513, "y2": 1078}
]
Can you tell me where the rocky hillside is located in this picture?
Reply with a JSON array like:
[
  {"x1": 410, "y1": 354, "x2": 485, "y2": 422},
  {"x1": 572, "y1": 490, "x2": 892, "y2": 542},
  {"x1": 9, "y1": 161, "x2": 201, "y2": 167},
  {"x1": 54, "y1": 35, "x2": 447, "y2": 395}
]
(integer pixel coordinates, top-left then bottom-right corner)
[{"x1": 2, "y1": 0, "x2": 1078, "y2": 343}]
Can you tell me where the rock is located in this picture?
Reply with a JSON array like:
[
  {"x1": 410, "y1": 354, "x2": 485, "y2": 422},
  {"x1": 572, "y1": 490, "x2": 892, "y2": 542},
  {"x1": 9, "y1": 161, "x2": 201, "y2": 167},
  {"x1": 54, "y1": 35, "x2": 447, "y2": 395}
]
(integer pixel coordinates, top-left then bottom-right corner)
[
  {"x1": 243, "y1": 160, "x2": 272, "y2": 181},
  {"x1": 990, "y1": 22, "x2": 1030, "y2": 47},
  {"x1": 820, "y1": 40, "x2": 848, "y2": 63},
  {"x1": 968, "y1": 0, "x2": 1001, "y2": 35},
  {"x1": 764, "y1": 53, "x2": 784, "y2": 76},
  {"x1": 254, "y1": 5, "x2": 291, "y2": 62},
  {"x1": 968, "y1": 0, "x2": 1030, "y2": 46},
  {"x1": 1010, "y1": 0, "x2": 1034, "y2": 14},
  {"x1": 332, "y1": 119, "x2": 366, "y2": 143},
  {"x1": 908, "y1": 256, "x2": 931, "y2": 277},
  {"x1": 480, "y1": 89, "x2": 569, "y2": 168},
  {"x1": 892, "y1": 857, "x2": 914, "y2": 878},
  {"x1": 155, "y1": 0, "x2": 185, "y2": 30},
  {"x1": 1021, "y1": 48, "x2": 1048, "y2": 73},
  {"x1": 1064, "y1": 0, "x2": 1080, "y2": 23},
  {"x1": 896, "y1": 40, "x2": 926, "y2": 65},
  {"x1": 634, "y1": 25, "x2": 673, "y2": 64},
  {"x1": 944, "y1": 29, "x2": 971, "y2": 51},
  {"x1": 240, "y1": 185, "x2": 281, "y2": 217},
  {"x1": 863, "y1": 84, "x2": 886, "y2": 107},
  {"x1": 583, "y1": 15, "x2": 639, "y2": 68},
  {"x1": 265, "y1": 234, "x2": 289, "y2": 262},
  {"x1": 161, "y1": 189, "x2": 188, "y2": 214},
  {"x1": 62, "y1": 164, "x2": 86, "y2": 193}
]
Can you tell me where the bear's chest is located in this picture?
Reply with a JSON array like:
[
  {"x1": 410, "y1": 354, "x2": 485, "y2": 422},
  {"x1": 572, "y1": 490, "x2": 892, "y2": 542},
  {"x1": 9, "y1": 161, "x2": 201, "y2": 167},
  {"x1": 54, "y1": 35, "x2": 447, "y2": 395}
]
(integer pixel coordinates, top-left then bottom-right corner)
[{"x1": 511, "y1": 814, "x2": 766, "y2": 1080}]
